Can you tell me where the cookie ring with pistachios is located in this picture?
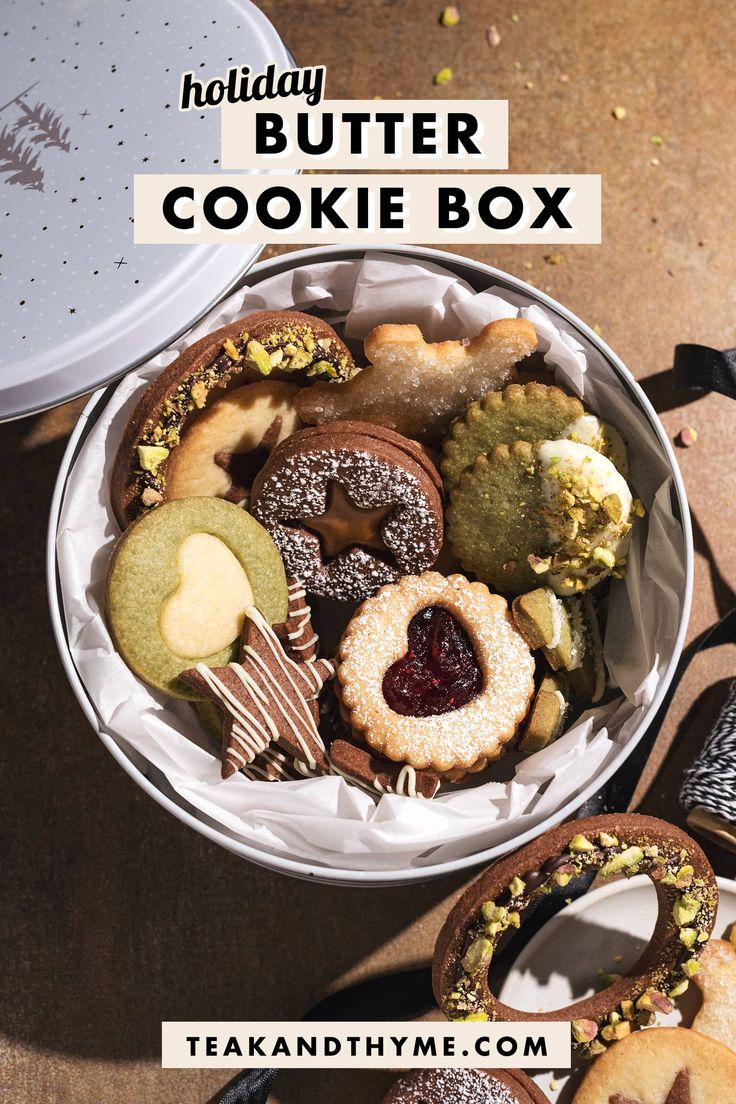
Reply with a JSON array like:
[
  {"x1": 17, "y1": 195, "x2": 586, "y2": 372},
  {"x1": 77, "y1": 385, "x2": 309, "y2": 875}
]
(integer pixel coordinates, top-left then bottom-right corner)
[
  {"x1": 432, "y1": 813, "x2": 717, "y2": 1058},
  {"x1": 110, "y1": 309, "x2": 355, "y2": 529}
]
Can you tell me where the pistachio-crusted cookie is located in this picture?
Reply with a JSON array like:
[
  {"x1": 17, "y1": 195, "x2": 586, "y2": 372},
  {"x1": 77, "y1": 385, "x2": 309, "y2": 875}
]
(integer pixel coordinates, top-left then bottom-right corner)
[
  {"x1": 110, "y1": 310, "x2": 355, "y2": 528},
  {"x1": 337, "y1": 573, "x2": 534, "y2": 773},
  {"x1": 433, "y1": 814, "x2": 718, "y2": 1058},
  {"x1": 442, "y1": 382, "x2": 628, "y2": 491},
  {"x1": 447, "y1": 439, "x2": 638, "y2": 595}
]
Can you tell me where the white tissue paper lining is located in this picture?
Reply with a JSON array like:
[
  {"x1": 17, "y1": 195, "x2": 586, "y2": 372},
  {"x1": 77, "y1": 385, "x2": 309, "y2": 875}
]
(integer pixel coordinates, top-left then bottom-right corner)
[{"x1": 55, "y1": 252, "x2": 687, "y2": 874}]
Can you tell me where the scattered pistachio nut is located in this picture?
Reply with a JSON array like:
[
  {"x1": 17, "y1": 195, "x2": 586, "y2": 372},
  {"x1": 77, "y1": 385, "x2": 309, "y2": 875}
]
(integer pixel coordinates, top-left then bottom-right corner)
[
  {"x1": 461, "y1": 936, "x2": 493, "y2": 975},
  {"x1": 137, "y1": 444, "x2": 169, "y2": 473},
  {"x1": 569, "y1": 833, "x2": 596, "y2": 853},
  {"x1": 434, "y1": 67, "x2": 453, "y2": 85},
  {"x1": 600, "y1": 845, "x2": 644, "y2": 878},
  {"x1": 440, "y1": 5, "x2": 460, "y2": 27}
]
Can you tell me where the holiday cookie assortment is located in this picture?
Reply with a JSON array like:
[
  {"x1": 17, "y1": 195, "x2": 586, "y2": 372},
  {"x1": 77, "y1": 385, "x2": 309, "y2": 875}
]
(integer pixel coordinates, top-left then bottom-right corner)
[{"x1": 104, "y1": 305, "x2": 644, "y2": 799}]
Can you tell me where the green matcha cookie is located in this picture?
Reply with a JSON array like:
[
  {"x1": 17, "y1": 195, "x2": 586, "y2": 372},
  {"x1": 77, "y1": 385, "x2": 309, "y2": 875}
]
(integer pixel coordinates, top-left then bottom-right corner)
[
  {"x1": 106, "y1": 497, "x2": 288, "y2": 699},
  {"x1": 447, "y1": 438, "x2": 636, "y2": 595},
  {"x1": 519, "y1": 671, "x2": 570, "y2": 753},
  {"x1": 442, "y1": 382, "x2": 584, "y2": 490},
  {"x1": 512, "y1": 586, "x2": 574, "y2": 669},
  {"x1": 441, "y1": 382, "x2": 629, "y2": 491}
]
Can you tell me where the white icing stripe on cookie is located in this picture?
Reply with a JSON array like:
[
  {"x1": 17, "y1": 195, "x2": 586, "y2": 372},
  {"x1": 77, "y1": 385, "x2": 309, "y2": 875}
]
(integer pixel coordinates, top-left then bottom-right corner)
[
  {"x1": 547, "y1": 591, "x2": 564, "y2": 650},
  {"x1": 194, "y1": 663, "x2": 275, "y2": 763},
  {"x1": 395, "y1": 764, "x2": 418, "y2": 798}
]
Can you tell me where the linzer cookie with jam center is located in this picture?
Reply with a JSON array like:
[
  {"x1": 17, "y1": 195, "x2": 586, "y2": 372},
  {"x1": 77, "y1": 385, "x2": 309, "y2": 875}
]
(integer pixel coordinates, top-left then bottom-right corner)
[
  {"x1": 337, "y1": 572, "x2": 535, "y2": 773},
  {"x1": 250, "y1": 422, "x2": 444, "y2": 602},
  {"x1": 110, "y1": 310, "x2": 355, "y2": 528},
  {"x1": 383, "y1": 1067, "x2": 551, "y2": 1104},
  {"x1": 433, "y1": 815, "x2": 717, "y2": 1057}
]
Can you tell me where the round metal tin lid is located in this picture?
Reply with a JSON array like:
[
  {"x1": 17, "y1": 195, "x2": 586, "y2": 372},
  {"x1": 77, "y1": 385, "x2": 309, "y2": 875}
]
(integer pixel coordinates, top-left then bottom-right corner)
[{"x1": 0, "y1": 0, "x2": 293, "y2": 421}]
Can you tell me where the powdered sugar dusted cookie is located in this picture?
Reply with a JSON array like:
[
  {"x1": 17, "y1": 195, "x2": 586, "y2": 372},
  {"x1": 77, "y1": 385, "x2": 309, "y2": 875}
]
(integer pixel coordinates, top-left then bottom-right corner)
[
  {"x1": 383, "y1": 1067, "x2": 550, "y2": 1104},
  {"x1": 250, "y1": 423, "x2": 444, "y2": 601},
  {"x1": 337, "y1": 573, "x2": 534, "y2": 773},
  {"x1": 572, "y1": 1026, "x2": 736, "y2": 1104},
  {"x1": 295, "y1": 318, "x2": 538, "y2": 445}
]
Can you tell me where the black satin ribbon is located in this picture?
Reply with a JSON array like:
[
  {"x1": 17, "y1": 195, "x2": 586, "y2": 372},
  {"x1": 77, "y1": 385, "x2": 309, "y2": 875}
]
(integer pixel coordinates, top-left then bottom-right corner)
[
  {"x1": 213, "y1": 343, "x2": 736, "y2": 1104},
  {"x1": 673, "y1": 342, "x2": 736, "y2": 399}
]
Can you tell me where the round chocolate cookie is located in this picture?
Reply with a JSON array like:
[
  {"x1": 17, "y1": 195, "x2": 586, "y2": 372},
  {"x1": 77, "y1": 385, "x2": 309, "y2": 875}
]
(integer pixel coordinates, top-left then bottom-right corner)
[
  {"x1": 250, "y1": 422, "x2": 445, "y2": 601},
  {"x1": 433, "y1": 814, "x2": 718, "y2": 1059},
  {"x1": 382, "y1": 1068, "x2": 550, "y2": 1104},
  {"x1": 110, "y1": 310, "x2": 355, "y2": 529}
]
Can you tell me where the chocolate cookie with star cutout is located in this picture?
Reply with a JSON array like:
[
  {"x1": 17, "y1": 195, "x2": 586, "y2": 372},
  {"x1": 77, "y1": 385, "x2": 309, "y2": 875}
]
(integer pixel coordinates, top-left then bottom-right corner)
[{"x1": 250, "y1": 421, "x2": 445, "y2": 601}]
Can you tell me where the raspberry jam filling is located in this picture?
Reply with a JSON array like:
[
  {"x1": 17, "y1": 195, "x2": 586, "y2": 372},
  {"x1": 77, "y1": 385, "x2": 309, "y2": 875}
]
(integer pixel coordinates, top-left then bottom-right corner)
[{"x1": 382, "y1": 605, "x2": 483, "y2": 717}]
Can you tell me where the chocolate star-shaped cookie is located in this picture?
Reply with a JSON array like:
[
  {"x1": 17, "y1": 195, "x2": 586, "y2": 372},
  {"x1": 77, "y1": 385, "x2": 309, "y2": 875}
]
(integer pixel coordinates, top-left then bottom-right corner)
[
  {"x1": 214, "y1": 415, "x2": 283, "y2": 503},
  {"x1": 180, "y1": 603, "x2": 334, "y2": 779},
  {"x1": 609, "y1": 1067, "x2": 691, "y2": 1104}
]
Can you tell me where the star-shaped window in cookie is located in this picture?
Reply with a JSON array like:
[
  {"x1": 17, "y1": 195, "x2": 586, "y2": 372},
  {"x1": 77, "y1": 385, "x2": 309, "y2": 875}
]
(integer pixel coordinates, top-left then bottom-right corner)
[
  {"x1": 609, "y1": 1067, "x2": 691, "y2": 1104},
  {"x1": 214, "y1": 415, "x2": 283, "y2": 503},
  {"x1": 301, "y1": 481, "x2": 395, "y2": 560}
]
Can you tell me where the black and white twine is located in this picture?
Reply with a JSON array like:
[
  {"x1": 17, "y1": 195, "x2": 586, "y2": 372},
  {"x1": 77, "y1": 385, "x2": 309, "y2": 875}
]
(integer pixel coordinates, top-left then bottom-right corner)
[{"x1": 680, "y1": 679, "x2": 736, "y2": 820}]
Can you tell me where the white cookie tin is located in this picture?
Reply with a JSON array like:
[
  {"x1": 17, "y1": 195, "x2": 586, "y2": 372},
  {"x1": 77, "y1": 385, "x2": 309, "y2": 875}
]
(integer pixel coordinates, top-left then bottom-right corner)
[
  {"x1": 0, "y1": 0, "x2": 294, "y2": 421},
  {"x1": 47, "y1": 245, "x2": 693, "y2": 886}
]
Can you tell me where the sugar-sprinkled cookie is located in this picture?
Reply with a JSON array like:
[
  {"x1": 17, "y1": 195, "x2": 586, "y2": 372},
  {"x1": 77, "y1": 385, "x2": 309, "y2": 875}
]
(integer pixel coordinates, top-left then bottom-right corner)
[
  {"x1": 382, "y1": 1067, "x2": 550, "y2": 1104},
  {"x1": 441, "y1": 381, "x2": 628, "y2": 491},
  {"x1": 448, "y1": 439, "x2": 638, "y2": 595},
  {"x1": 433, "y1": 815, "x2": 717, "y2": 1058},
  {"x1": 572, "y1": 1026, "x2": 736, "y2": 1104},
  {"x1": 105, "y1": 498, "x2": 287, "y2": 699},
  {"x1": 337, "y1": 573, "x2": 535, "y2": 773},
  {"x1": 110, "y1": 310, "x2": 354, "y2": 528},
  {"x1": 250, "y1": 422, "x2": 444, "y2": 602},
  {"x1": 295, "y1": 318, "x2": 538, "y2": 445}
]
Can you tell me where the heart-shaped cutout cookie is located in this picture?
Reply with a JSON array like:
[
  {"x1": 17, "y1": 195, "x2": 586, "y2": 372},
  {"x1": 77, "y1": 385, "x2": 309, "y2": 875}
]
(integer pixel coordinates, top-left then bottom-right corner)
[
  {"x1": 382, "y1": 604, "x2": 482, "y2": 717},
  {"x1": 159, "y1": 532, "x2": 254, "y2": 658}
]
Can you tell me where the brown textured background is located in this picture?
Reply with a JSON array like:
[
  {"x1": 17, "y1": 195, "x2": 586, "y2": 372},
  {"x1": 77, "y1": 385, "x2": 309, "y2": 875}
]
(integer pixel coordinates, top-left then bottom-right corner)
[{"x1": 2, "y1": 1, "x2": 736, "y2": 1102}]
